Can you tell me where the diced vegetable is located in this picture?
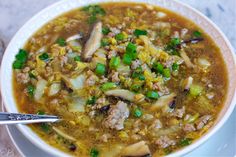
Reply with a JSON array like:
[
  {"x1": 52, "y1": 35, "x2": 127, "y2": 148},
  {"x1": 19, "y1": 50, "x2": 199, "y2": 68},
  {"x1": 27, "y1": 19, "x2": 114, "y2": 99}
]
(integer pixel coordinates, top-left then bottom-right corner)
[
  {"x1": 40, "y1": 123, "x2": 51, "y2": 133},
  {"x1": 109, "y1": 56, "x2": 120, "y2": 69},
  {"x1": 56, "y1": 38, "x2": 66, "y2": 46},
  {"x1": 123, "y1": 42, "x2": 137, "y2": 65},
  {"x1": 27, "y1": 85, "x2": 35, "y2": 97},
  {"x1": 63, "y1": 74, "x2": 85, "y2": 90},
  {"x1": 39, "y1": 53, "x2": 49, "y2": 61},
  {"x1": 133, "y1": 108, "x2": 142, "y2": 118},
  {"x1": 86, "y1": 96, "x2": 96, "y2": 105},
  {"x1": 122, "y1": 53, "x2": 133, "y2": 65},
  {"x1": 163, "y1": 68, "x2": 171, "y2": 78},
  {"x1": 95, "y1": 63, "x2": 106, "y2": 75},
  {"x1": 34, "y1": 79, "x2": 47, "y2": 101},
  {"x1": 153, "y1": 62, "x2": 164, "y2": 74},
  {"x1": 115, "y1": 33, "x2": 125, "y2": 41},
  {"x1": 133, "y1": 29, "x2": 147, "y2": 37},
  {"x1": 197, "y1": 58, "x2": 211, "y2": 69},
  {"x1": 101, "y1": 38, "x2": 109, "y2": 47},
  {"x1": 102, "y1": 27, "x2": 110, "y2": 35},
  {"x1": 180, "y1": 50, "x2": 194, "y2": 68},
  {"x1": 172, "y1": 63, "x2": 179, "y2": 71},
  {"x1": 48, "y1": 83, "x2": 61, "y2": 96},
  {"x1": 179, "y1": 138, "x2": 192, "y2": 146},
  {"x1": 68, "y1": 97, "x2": 86, "y2": 112},
  {"x1": 146, "y1": 91, "x2": 159, "y2": 99},
  {"x1": 13, "y1": 49, "x2": 28, "y2": 69},
  {"x1": 189, "y1": 84, "x2": 203, "y2": 97},
  {"x1": 193, "y1": 31, "x2": 202, "y2": 38},
  {"x1": 90, "y1": 148, "x2": 99, "y2": 157},
  {"x1": 101, "y1": 82, "x2": 117, "y2": 91},
  {"x1": 74, "y1": 56, "x2": 81, "y2": 61}
]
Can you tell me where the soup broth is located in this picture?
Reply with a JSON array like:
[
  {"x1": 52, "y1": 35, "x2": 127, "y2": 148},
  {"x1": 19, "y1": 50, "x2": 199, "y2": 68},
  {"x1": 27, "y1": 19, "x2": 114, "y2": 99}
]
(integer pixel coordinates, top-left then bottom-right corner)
[{"x1": 13, "y1": 2, "x2": 228, "y2": 156}]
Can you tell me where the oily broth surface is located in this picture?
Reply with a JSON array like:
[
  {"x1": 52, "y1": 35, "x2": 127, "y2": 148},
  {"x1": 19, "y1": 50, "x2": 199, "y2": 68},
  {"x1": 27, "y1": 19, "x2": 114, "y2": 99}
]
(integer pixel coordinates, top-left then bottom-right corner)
[{"x1": 13, "y1": 2, "x2": 228, "y2": 156}]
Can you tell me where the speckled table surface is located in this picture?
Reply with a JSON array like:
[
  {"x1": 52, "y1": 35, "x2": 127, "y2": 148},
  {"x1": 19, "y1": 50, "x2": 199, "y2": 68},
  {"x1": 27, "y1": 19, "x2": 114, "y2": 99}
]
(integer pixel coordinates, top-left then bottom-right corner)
[{"x1": 0, "y1": 0, "x2": 235, "y2": 156}]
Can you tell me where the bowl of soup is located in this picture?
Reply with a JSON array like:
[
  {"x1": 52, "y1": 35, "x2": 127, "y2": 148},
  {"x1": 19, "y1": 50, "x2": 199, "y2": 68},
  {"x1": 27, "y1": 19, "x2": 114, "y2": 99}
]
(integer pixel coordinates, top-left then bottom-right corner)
[{"x1": 1, "y1": 0, "x2": 236, "y2": 156}]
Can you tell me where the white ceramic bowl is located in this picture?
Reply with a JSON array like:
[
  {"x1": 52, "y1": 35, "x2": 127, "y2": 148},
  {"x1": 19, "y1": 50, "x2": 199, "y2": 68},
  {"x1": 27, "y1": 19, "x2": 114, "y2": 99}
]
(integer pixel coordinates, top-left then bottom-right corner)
[{"x1": 1, "y1": 0, "x2": 236, "y2": 156}]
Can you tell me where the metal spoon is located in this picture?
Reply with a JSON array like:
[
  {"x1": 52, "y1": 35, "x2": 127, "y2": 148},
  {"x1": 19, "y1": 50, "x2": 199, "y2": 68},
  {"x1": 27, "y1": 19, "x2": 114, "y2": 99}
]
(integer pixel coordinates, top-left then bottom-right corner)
[{"x1": 0, "y1": 112, "x2": 60, "y2": 125}]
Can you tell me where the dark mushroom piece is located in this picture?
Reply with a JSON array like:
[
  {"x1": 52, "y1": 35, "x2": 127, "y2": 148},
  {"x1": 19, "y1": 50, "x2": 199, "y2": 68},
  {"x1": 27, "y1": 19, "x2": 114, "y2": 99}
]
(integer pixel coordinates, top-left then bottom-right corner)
[
  {"x1": 121, "y1": 141, "x2": 151, "y2": 157},
  {"x1": 82, "y1": 21, "x2": 102, "y2": 61}
]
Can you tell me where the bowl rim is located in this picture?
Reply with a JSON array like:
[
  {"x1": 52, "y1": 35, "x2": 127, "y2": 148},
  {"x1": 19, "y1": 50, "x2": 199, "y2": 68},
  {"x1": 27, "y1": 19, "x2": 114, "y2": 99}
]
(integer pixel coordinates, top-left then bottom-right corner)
[{"x1": 1, "y1": 0, "x2": 236, "y2": 156}]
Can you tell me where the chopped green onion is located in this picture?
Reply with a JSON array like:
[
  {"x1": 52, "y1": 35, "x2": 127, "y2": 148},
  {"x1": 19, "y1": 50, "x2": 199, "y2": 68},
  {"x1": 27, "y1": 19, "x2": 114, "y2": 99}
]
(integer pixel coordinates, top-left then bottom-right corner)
[
  {"x1": 146, "y1": 91, "x2": 160, "y2": 99},
  {"x1": 13, "y1": 60, "x2": 24, "y2": 69},
  {"x1": 193, "y1": 31, "x2": 202, "y2": 38},
  {"x1": 133, "y1": 107, "x2": 142, "y2": 118},
  {"x1": 133, "y1": 29, "x2": 147, "y2": 37},
  {"x1": 126, "y1": 42, "x2": 137, "y2": 54},
  {"x1": 138, "y1": 74, "x2": 145, "y2": 80},
  {"x1": 39, "y1": 53, "x2": 49, "y2": 61},
  {"x1": 130, "y1": 84, "x2": 142, "y2": 92},
  {"x1": 101, "y1": 38, "x2": 109, "y2": 47},
  {"x1": 172, "y1": 63, "x2": 179, "y2": 71},
  {"x1": 29, "y1": 71, "x2": 36, "y2": 79},
  {"x1": 40, "y1": 123, "x2": 51, "y2": 133},
  {"x1": 165, "y1": 38, "x2": 181, "y2": 55},
  {"x1": 90, "y1": 148, "x2": 99, "y2": 157},
  {"x1": 163, "y1": 68, "x2": 171, "y2": 78},
  {"x1": 153, "y1": 62, "x2": 164, "y2": 74},
  {"x1": 74, "y1": 56, "x2": 81, "y2": 61},
  {"x1": 189, "y1": 84, "x2": 203, "y2": 97},
  {"x1": 102, "y1": 27, "x2": 110, "y2": 35},
  {"x1": 109, "y1": 56, "x2": 120, "y2": 69},
  {"x1": 100, "y1": 82, "x2": 117, "y2": 91},
  {"x1": 86, "y1": 96, "x2": 96, "y2": 105},
  {"x1": 88, "y1": 15, "x2": 97, "y2": 24},
  {"x1": 179, "y1": 138, "x2": 192, "y2": 146},
  {"x1": 170, "y1": 38, "x2": 181, "y2": 46},
  {"x1": 56, "y1": 38, "x2": 66, "y2": 46},
  {"x1": 82, "y1": 5, "x2": 106, "y2": 16},
  {"x1": 16, "y1": 49, "x2": 28, "y2": 63},
  {"x1": 27, "y1": 85, "x2": 35, "y2": 97},
  {"x1": 115, "y1": 33, "x2": 125, "y2": 41},
  {"x1": 37, "y1": 110, "x2": 45, "y2": 115},
  {"x1": 122, "y1": 53, "x2": 132, "y2": 65},
  {"x1": 95, "y1": 63, "x2": 106, "y2": 76},
  {"x1": 13, "y1": 49, "x2": 28, "y2": 69}
]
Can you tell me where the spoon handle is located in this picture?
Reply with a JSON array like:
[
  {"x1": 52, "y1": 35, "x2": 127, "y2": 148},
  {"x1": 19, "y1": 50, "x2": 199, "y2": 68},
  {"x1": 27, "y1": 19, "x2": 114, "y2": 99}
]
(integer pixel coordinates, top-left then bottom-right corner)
[{"x1": 0, "y1": 112, "x2": 60, "y2": 125}]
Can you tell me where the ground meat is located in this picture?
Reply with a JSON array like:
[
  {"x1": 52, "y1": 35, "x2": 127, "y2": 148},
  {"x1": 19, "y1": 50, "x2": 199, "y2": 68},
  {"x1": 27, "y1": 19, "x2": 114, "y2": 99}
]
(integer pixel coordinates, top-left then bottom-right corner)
[
  {"x1": 110, "y1": 27, "x2": 121, "y2": 34},
  {"x1": 59, "y1": 55, "x2": 68, "y2": 67},
  {"x1": 181, "y1": 28, "x2": 188, "y2": 38},
  {"x1": 103, "y1": 101, "x2": 129, "y2": 130},
  {"x1": 100, "y1": 76, "x2": 108, "y2": 83},
  {"x1": 111, "y1": 71, "x2": 120, "y2": 83},
  {"x1": 155, "y1": 136, "x2": 176, "y2": 148},
  {"x1": 183, "y1": 124, "x2": 196, "y2": 132},
  {"x1": 85, "y1": 75, "x2": 97, "y2": 86},
  {"x1": 196, "y1": 115, "x2": 212, "y2": 130},
  {"x1": 16, "y1": 72, "x2": 30, "y2": 84},
  {"x1": 107, "y1": 32, "x2": 115, "y2": 38},
  {"x1": 131, "y1": 59, "x2": 141, "y2": 70},
  {"x1": 149, "y1": 119, "x2": 162, "y2": 130},
  {"x1": 22, "y1": 67, "x2": 30, "y2": 73},
  {"x1": 100, "y1": 133, "x2": 111, "y2": 142},
  {"x1": 107, "y1": 50, "x2": 117, "y2": 59},
  {"x1": 153, "y1": 82, "x2": 169, "y2": 95},
  {"x1": 171, "y1": 106, "x2": 185, "y2": 118},
  {"x1": 172, "y1": 31, "x2": 179, "y2": 38}
]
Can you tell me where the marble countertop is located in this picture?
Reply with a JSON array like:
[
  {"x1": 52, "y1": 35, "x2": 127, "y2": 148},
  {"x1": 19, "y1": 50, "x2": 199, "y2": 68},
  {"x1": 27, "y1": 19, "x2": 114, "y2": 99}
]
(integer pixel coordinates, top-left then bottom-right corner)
[{"x1": 0, "y1": 0, "x2": 235, "y2": 156}]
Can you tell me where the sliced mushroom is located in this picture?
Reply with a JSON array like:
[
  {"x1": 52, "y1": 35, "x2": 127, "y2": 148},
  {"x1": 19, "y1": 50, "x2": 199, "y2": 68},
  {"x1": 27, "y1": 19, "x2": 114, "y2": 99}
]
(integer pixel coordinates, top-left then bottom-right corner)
[
  {"x1": 121, "y1": 141, "x2": 151, "y2": 157},
  {"x1": 82, "y1": 22, "x2": 102, "y2": 61},
  {"x1": 104, "y1": 89, "x2": 135, "y2": 102},
  {"x1": 151, "y1": 93, "x2": 177, "y2": 112},
  {"x1": 180, "y1": 50, "x2": 194, "y2": 68},
  {"x1": 182, "y1": 76, "x2": 193, "y2": 91},
  {"x1": 52, "y1": 127, "x2": 76, "y2": 141}
]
